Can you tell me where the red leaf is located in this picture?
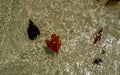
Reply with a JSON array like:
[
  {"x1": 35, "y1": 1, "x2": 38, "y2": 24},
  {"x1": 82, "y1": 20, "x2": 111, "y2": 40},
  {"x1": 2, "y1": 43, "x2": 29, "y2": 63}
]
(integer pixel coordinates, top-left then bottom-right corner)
[{"x1": 45, "y1": 34, "x2": 61, "y2": 55}]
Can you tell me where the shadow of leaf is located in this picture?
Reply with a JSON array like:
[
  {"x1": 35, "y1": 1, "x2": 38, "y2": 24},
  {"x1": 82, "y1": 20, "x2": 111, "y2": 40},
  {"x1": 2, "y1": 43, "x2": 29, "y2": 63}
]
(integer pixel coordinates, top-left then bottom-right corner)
[{"x1": 43, "y1": 46, "x2": 55, "y2": 56}]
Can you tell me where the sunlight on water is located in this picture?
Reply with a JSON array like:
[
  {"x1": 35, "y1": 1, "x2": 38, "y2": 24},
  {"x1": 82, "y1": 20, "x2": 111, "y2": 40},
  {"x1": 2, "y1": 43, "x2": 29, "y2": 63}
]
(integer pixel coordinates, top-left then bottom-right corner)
[{"x1": 0, "y1": 0, "x2": 120, "y2": 75}]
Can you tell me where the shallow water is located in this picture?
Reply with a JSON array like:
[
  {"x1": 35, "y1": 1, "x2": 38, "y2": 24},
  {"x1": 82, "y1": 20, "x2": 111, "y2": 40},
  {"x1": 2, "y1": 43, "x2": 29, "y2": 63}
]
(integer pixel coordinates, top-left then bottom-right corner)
[{"x1": 0, "y1": 0, "x2": 120, "y2": 75}]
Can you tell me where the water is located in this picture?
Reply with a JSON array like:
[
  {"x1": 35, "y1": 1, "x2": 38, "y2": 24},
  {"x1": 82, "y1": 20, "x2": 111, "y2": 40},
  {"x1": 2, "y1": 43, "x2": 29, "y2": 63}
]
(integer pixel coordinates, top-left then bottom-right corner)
[{"x1": 0, "y1": 0, "x2": 120, "y2": 75}]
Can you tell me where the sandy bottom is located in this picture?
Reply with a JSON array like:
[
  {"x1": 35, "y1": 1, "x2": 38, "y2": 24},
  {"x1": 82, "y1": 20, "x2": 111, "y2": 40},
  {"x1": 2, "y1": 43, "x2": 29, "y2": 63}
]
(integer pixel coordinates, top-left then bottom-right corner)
[{"x1": 0, "y1": 0, "x2": 120, "y2": 75}]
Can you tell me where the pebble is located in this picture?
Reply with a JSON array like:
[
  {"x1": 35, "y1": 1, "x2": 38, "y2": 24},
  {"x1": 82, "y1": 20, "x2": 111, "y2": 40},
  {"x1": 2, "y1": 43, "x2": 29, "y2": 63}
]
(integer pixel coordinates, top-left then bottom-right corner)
[{"x1": 93, "y1": 58, "x2": 102, "y2": 65}]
